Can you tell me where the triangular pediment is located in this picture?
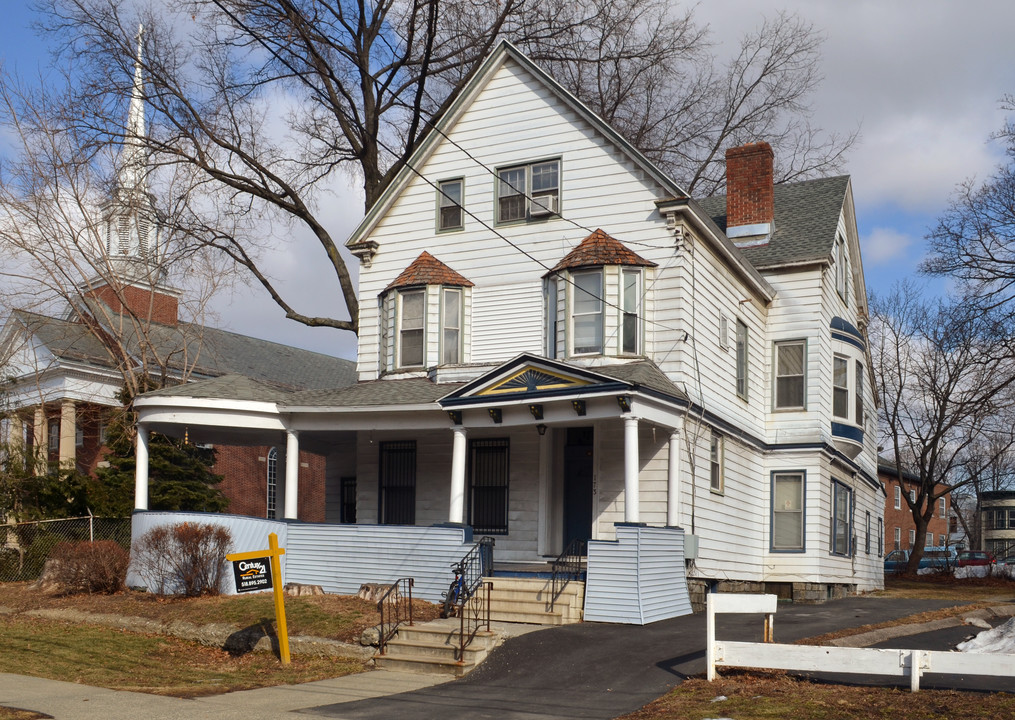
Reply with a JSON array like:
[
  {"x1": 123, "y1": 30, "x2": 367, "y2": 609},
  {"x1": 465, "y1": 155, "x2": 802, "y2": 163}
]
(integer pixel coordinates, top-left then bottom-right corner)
[{"x1": 440, "y1": 354, "x2": 630, "y2": 406}]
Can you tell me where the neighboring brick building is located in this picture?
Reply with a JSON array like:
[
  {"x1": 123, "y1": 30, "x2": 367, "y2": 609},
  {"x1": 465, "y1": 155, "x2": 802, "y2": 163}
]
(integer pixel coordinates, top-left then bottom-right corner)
[{"x1": 880, "y1": 458, "x2": 950, "y2": 551}]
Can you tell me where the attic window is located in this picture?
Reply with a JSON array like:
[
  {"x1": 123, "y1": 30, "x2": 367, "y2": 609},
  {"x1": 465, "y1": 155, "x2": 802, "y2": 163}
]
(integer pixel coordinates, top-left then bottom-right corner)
[
  {"x1": 497, "y1": 159, "x2": 559, "y2": 223},
  {"x1": 438, "y1": 179, "x2": 464, "y2": 232}
]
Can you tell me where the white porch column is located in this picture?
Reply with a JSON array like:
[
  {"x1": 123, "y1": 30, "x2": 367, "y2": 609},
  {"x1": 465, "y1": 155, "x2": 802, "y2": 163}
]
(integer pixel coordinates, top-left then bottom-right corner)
[
  {"x1": 284, "y1": 430, "x2": 300, "y2": 520},
  {"x1": 624, "y1": 416, "x2": 640, "y2": 523},
  {"x1": 449, "y1": 425, "x2": 468, "y2": 524},
  {"x1": 134, "y1": 423, "x2": 150, "y2": 510},
  {"x1": 59, "y1": 399, "x2": 77, "y2": 469},
  {"x1": 667, "y1": 425, "x2": 682, "y2": 526},
  {"x1": 33, "y1": 406, "x2": 46, "y2": 473}
]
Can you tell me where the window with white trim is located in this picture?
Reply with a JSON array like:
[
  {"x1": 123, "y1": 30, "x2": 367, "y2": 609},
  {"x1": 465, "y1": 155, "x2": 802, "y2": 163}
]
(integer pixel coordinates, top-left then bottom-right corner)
[
  {"x1": 397, "y1": 289, "x2": 424, "y2": 368},
  {"x1": 710, "y1": 432, "x2": 724, "y2": 493},
  {"x1": 866, "y1": 511, "x2": 871, "y2": 554},
  {"x1": 719, "y1": 314, "x2": 729, "y2": 350},
  {"x1": 833, "y1": 355, "x2": 849, "y2": 419},
  {"x1": 544, "y1": 276, "x2": 559, "y2": 359},
  {"x1": 774, "y1": 340, "x2": 805, "y2": 409},
  {"x1": 908, "y1": 528, "x2": 916, "y2": 548},
  {"x1": 894, "y1": 485, "x2": 901, "y2": 510},
  {"x1": 47, "y1": 421, "x2": 59, "y2": 452},
  {"x1": 437, "y1": 179, "x2": 464, "y2": 231},
  {"x1": 836, "y1": 234, "x2": 847, "y2": 301},
  {"x1": 572, "y1": 270, "x2": 603, "y2": 355},
  {"x1": 831, "y1": 480, "x2": 852, "y2": 556},
  {"x1": 939, "y1": 497, "x2": 946, "y2": 518},
  {"x1": 441, "y1": 288, "x2": 462, "y2": 365},
  {"x1": 909, "y1": 489, "x2": 916, "y2": 503},
  {"x1": 894, "y1": 526, "x2": 901, "y2": 550},
  {"x1": 497, "y1": 159, "x2": 560, "y2": 223},
  {"x1": 736, "y1": 319, "x2": 748, "y2": 400},
  {"x1": 266, "y1": 447, "x2": 277, "y2": 520},
  {"x1": 926, "y1": 531, "x2": 934, "y2": 547},
  {"x1": 855, "y1": 360, "x2": 864, "y2": 426},
  {"x1": 879, "y1": 517, "x2": 884, "y2": 556},
  {"x1": 75, "y1": 425, "x2": 84, "y2": 447},
  {"x1": 772, "y1": 472, "x2": 804, "y2": 550},
  {"x1": 621, "y1": 269, "x2": 641, "y2": 355}
]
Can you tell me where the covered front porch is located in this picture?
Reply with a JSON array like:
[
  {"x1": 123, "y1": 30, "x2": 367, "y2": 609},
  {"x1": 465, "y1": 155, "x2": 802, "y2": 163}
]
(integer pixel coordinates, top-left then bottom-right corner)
[{"x1": 132, "y1": 356, "x2": 693, "y2": 565}]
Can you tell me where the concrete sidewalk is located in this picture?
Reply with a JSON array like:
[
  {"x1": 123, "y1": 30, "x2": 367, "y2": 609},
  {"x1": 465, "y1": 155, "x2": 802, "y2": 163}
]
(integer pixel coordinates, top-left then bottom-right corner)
[{"x1": 0, "y1": 596, "x2": 999, "y2": 720}]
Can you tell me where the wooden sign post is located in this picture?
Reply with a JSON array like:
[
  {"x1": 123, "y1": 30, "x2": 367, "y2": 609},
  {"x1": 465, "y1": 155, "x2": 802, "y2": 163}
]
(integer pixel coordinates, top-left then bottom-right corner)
[{"x1": 226, "y1": 532, "x2": 290, "y2": 664}]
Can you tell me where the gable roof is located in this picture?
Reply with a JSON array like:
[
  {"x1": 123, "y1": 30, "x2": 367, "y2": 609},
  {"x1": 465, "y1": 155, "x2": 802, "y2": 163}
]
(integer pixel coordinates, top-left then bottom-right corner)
[
  {"x1": 140, "y1": 373, "x2": 295, "y2": 403},
  {"x1": 545, "y1": 229, "x2": 657, "y2": 275},
  {"x1": 383, "y1": 251, "x2": 475, "y2": 294},
  {"x1": 345, "y1": 41, "x2": 690, "y2": 250},
  {"x1": 697, "y1": 175, "x2": 851, "y2": 271},
  {"x1": 6, "y1": 301, "x2": 357, "y2": 393}
]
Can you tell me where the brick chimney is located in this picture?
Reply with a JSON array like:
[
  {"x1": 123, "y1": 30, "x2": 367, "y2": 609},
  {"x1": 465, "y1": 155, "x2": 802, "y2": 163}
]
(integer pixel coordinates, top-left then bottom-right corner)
[{"x1": 725, "y1": 142, "x2": 774, "y2": 229}]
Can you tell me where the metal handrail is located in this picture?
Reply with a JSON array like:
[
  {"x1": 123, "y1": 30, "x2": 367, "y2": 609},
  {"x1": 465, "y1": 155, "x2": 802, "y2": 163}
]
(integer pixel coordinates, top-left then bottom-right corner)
[
  {"x1": 550, "y1": 538, "x2": 586, "y2": 611},
  {"x1": 445, "y1": 537, "x2": 495, "y2": 661},
  {"x1": 456, "y1": 580, "x2": 492, "y2": 662},
  {"x1": 377, "y1": 577, "x2": 414, "y2": 656}
]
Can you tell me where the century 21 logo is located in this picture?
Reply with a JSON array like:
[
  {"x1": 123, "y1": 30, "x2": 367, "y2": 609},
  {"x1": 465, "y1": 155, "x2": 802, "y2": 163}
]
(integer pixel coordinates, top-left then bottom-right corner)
[{"x1": 238, "y1": 560, "x2": 267, "y2": 578}]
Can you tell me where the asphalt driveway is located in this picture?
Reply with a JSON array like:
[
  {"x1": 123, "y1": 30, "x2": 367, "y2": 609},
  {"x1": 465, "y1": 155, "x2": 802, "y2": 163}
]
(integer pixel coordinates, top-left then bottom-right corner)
[{"x1": 302, "y1": 597, "x2": 964, "y2": 719}]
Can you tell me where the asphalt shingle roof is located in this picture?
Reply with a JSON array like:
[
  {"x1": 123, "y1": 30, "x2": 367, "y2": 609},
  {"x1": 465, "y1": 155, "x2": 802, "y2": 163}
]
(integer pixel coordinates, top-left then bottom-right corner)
[
  {"x1": 141, "y1": 374, "x2": 296, "y2": 403},
  {"x1": 283, "y1": 378, "x2": 465, "y2": 409},
  {"x1": 13, "y1": 301, "x2": 356, "y2": 393},
  {"x1": 697, "y1": 175, "x2": 850, "y2": 271},
  {"x1": 592, "y1": 360, "x2": 688, "y2": 401}
]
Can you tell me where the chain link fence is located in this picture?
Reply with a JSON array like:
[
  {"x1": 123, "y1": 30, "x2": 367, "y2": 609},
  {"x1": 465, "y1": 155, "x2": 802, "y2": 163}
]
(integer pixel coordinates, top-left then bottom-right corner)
[{"x1": 0, "y1": 516, "x2": 131, "y2": 583}]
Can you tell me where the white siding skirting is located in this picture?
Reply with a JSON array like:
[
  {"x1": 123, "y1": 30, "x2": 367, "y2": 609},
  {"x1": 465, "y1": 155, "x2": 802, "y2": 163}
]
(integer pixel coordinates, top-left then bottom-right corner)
[
  {"x1": 584, "y1": 524, "x2": 692, "y2": 624},
  {"x1": 128, "y1": 512, "x2": 473, "y2": 601}
]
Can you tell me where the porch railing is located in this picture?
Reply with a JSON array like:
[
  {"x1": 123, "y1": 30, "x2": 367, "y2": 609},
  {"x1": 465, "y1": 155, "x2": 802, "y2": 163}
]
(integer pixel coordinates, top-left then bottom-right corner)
[
  {"x1": 550, "y1": 538, "x2": 586, "y2": 611},
  {"x1": 376, "y1": 577, "x2": 414, "y2": 656}
]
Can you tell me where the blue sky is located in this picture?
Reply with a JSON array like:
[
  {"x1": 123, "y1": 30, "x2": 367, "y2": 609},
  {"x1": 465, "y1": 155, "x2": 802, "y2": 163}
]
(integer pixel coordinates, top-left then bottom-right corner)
[{"x1": 2, "y1": 2, "x2": 1013, "y2": 357}]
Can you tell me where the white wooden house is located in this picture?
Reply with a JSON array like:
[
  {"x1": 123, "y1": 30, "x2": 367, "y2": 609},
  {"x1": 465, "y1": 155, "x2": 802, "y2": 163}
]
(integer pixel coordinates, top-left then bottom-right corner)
[{"x1": 133, "y1": 41, "x2": 883, "y2": 608}]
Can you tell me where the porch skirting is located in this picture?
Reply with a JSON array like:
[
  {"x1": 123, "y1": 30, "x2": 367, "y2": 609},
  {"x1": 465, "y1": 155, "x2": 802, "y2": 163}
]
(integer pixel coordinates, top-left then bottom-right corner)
[
  {"x1": 128, "y1": 512, "x2": 474, "y2": 602},
  {"x1": 584, "y1": 524, "x2": 692, "y2": 624}
]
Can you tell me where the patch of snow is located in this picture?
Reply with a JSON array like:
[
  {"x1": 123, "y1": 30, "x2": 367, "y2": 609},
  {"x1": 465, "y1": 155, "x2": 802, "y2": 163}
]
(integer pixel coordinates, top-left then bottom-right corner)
[
  {"x1": 916, "y1": 567, "x2": 942, "y2": 575},
  {"x1": 964, "y1": 617, "x2": 992, "y2": 629},
  {"x1": 957, "y1": 617, "x2": 1015, "y2": 654},
  {"x1": 954, "y1": 566, "x2": 989, "y2": 579}
]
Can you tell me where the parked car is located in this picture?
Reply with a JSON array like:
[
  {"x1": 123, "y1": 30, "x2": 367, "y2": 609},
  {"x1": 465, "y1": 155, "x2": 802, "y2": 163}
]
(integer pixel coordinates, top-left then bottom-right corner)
[
  {"x1": 883, "y1": 547, "x2": 957, "y2": 574},
  {"x1": 997, "y1": 556, "x2": 1015, "y2": 567},
  {"x1": 956, "y1": 551, "x2": 996, "y2": 567}
]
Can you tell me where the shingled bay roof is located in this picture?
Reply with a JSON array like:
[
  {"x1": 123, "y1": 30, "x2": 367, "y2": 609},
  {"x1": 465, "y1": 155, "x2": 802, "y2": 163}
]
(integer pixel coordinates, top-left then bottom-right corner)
[
  {"x1": 383, "y1": 251, "x2": 474, "y2": 294},
  {"x1": 697, "y1": 175, "x2": 850, "y2": 271},
  {"x1": 545, "y1": 229, "x2": 657, "y2": 275}
]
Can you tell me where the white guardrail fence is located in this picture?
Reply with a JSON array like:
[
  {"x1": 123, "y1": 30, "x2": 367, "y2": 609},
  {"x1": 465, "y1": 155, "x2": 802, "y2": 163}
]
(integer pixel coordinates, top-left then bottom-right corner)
[{"x1": 707, "y1": 593, "x2": 1015, "y2": 692}]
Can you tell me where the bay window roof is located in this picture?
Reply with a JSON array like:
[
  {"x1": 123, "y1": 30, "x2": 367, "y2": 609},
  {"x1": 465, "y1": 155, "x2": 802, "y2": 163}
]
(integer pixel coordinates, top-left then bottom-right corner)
[
  {"x1": 544, "y1": 229, "x2": 657, "y2": 275},
  {"x1": 383, "y1": 251, "x2": 474, "y2": 294}
]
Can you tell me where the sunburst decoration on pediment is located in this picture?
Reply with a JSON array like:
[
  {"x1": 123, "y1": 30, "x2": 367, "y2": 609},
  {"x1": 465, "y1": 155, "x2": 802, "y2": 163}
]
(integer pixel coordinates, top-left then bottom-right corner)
[{"x1": 477, "y1": 366, "x2": 590, "y2": 396}]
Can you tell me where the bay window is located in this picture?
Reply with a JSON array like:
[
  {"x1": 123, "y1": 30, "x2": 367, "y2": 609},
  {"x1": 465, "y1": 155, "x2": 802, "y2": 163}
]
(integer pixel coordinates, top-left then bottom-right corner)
[
  {"x1": 622, "y1": 269, "x2": 641, "y2": 354},
  {"x1": 831, "y1": 480, "x2": 852, "y2": 556},
  {"x1": 442, "y1": 288, "x2": 462, "y2": 365},
  {"x1": 572, "y1": 270, "x2": 603, "y2": 354},
  {"x1": 832, "y1": 355, "x2": 849, "y2": 419},
  {"x1": 398, "y1": 290, "x2": 424, "y2": 368}
]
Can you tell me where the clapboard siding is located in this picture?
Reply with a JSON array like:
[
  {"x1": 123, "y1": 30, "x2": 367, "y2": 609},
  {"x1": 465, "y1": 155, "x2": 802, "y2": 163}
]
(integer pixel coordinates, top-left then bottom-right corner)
[{"x1": 584, "y1": 525, "x2": 691, "y2": 624}]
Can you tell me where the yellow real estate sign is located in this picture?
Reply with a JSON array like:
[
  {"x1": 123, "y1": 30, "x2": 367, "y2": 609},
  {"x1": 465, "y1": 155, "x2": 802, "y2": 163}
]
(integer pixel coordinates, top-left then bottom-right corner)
[{"x1": 226, "y1": 532, "x2": 290, "y2": 664}]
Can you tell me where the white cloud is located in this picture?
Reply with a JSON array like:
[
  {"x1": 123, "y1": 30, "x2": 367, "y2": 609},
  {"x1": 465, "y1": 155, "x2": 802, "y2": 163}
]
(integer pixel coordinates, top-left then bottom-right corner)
[{"x1": 862, "y1": 227, "x2": 915, "y2": 266}]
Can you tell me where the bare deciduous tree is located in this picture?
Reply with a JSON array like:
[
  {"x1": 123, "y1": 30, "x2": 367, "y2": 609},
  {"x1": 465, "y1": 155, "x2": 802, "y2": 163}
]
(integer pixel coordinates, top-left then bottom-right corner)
[
  {"x1": 871, "y1": 282, "x2": 1015, "y2": 573},
  {"x1": 26, "y1": 0, "x2": 853, "y2": 336}
]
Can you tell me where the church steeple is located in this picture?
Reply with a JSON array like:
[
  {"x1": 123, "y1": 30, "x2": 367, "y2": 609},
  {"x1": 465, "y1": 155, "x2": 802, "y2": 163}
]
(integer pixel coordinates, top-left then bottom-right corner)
[
  {"x1": 83, "y1": 24, "x2": 180, "y2": 326},
  {"x1": 105, "y1": 24, "x2": 160, "y2": 268}
]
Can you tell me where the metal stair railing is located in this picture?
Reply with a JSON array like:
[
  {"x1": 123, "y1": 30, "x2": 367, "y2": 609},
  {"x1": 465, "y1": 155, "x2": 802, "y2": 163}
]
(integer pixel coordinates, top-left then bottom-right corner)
[
  {"x1": 376, "y1": 577, "x2": 414, "y2": 656},
  {"x1": 550, "y1": 538, "x2": 586, "y2": 611},
  {"x1": 446, "y1": 536, "x2": 495, "y2": 662}
]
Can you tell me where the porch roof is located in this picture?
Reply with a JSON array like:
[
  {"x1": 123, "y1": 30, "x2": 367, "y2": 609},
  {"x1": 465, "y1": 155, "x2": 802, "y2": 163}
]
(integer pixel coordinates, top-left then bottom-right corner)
[{"x1": 281, "y1": 377, "x2": 466, "y2": 410}]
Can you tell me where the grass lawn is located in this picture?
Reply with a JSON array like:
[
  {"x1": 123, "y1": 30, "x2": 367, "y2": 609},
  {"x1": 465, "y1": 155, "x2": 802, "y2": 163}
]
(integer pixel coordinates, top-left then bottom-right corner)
[{"x1": 0, "y1": 582, "x2": 440, "y2": 697}]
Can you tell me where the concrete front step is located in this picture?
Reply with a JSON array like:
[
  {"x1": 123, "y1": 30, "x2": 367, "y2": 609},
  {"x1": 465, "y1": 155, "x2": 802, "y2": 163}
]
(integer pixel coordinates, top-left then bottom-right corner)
[
  {"x1": 486, "y1": 577, "x2": 585, "y2": 625},
  {"x1": 375, "y1": 622, "x2": 501, "y2": 677}
]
